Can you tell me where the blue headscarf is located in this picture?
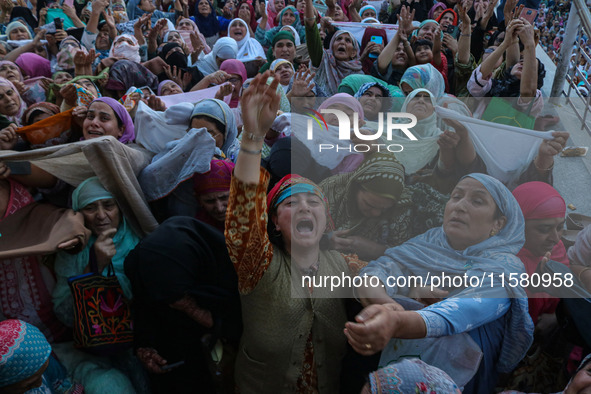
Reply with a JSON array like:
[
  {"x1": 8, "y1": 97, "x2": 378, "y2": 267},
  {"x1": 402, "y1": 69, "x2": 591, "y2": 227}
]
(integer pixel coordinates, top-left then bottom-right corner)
[
  {"x1": 190, "y1": 98, "x2": 238, "y2": 157},
  {"x1": 360, "y1": 173, "x2": 533, "y2": 373},
  {"x1": 193, "y1": 0, "x2": 220, "y2": 38}
]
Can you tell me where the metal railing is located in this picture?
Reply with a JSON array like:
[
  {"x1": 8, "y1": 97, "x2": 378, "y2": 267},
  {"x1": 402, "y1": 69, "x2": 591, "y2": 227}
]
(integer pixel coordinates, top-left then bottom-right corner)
[{"x1": 551, "y1": 0, "x2": 591, "y2": 134}]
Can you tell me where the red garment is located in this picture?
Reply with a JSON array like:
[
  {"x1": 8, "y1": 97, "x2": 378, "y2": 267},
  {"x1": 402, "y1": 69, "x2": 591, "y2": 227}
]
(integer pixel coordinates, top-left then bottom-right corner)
[
  {"x1": 360, "y1": 28, "x2": 388, "y2": 74},
  {"x1": 436, "y1": 8, "x2": 458, "y2": 25},
  {"x1": 431, "y1": 53, "x2": 449, "y2": 93},
  {"x1": 0, "y1": 180, "x2": 69, "y2": 342},
  {"x1": 512, "y1": 181, "x2": 568, "y2": 324},
  {"x1": 235, "y1": 0, "x2": 258, "y2": 33}
]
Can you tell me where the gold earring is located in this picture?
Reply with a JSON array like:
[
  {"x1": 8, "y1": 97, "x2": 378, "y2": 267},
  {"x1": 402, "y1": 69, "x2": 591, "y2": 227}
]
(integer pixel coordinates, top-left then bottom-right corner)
[{"x1": 490, "y1": 229, "x2": 498, "y2": 237}]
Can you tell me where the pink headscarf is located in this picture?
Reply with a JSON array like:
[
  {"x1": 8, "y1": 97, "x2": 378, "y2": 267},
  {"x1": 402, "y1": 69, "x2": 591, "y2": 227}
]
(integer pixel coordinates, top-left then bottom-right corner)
[
  {"x1": 512, "y1": 181, "x2": 566, "y2": 220},
  {"x1": 266, "y1": 0, "x2": 280, "y2": 28},
  {"x1": 193, "y1": 159, "x2": 235, "y2": 195},
  {"x1": 14, "y1": 53, "x2": 52, "y2": 79},
  {"x1": 220, "y1": 59, "x2": 247, "y2": 108},
  {"x1": 512, "y1": 181, "x2": 568, "y2": 324},
  {"x1": 318, "y1": 92, "x2": 364, "y2": 120}
]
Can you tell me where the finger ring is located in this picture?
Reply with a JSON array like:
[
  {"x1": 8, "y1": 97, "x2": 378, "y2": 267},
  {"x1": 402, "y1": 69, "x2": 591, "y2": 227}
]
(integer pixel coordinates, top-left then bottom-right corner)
[{"x1": 365, "y1": 343, "x2": 372, "y2": 349}]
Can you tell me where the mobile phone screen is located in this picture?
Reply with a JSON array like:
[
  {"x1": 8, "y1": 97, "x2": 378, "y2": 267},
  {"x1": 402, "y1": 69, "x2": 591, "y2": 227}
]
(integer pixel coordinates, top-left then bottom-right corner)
[{"x1": 370, "y1": 36, "x2": 383, "y2": 45}]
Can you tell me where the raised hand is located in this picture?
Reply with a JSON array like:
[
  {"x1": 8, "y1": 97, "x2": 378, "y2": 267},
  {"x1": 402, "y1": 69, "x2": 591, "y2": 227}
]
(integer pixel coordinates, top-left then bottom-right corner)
[
  {"x1": 290, "y1": 66, "x2": 316, "y2": 97},
  {"x1": 214, "y1": 82, "x2": 234, "y2": 100},
  {"x1": 240, "y1": 70, "x2": 280, "y2": 139}
]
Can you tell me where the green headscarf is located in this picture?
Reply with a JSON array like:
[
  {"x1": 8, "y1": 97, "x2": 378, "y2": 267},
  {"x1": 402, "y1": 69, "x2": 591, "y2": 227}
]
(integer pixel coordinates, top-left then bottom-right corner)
[{"x1": 72, "y1": 177, "x2": 114, "y2": 211}]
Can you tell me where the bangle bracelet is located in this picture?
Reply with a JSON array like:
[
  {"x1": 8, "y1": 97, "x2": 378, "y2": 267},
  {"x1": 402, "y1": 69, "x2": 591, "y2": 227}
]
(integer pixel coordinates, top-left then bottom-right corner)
[
  {"x1": 577, "y1": 267, "x2": 591, "y2": 283},
  {"x1": 240, "y1": 147, "x2": 262, "y2": 155},
  {"x1": 244, "y1": 132, "x2": 264, "y2": 141},
  {"x1": 304, "y1": 16, "x2": 316, "y2": 21},
  {"x1": 533, "y1": 156, "x2": 554, "y2": 172}
]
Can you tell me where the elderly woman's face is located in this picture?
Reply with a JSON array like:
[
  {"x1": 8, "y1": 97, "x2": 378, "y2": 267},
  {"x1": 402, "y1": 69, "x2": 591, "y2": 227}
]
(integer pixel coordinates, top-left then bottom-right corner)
[
  {"x1": 273, "y1": 39, "x2": 296, "y2": 62},
  {"x1": 0, "y1": 85, "x2": 20, "y2": 116},
  {"x1": 359, "y1": 86, "x2": 385, "y2": 120},
  {"x1": 54, "y1": 72, "x2": 73, "y2": 84},
  {"x1": 524, "y1": 217, "x2": 564, "y2": 256},
  {"x1": 166, "y1": 31, "x2": 184, "y2": 46},
  {"x1": 81, "y1": 198, "x2": 121, "y2": 235},
  {"x1": 443, "y1": 177, "x2": 506, "y2": 250},
  {"x1": 406, "y1": 91, "x2": 434, "y2": 120},
  {"x1": 332, "y1": 33, "x2": 357, "y2": 61},
  {"x1": 281, "y1": 9, "x2": 296, "y2": 26},
  {"x1": 160, "y1": 81, "x2": 183, "y2": 96},
  {"x1": 178, "y1": 20, "x2": 194, "y2": 31},
  {"x1": 275, "y1": 62, "x2": 294, "y2": 85},
  {"x1": 229, "y1": 22, "x2": 247, "y2": 40},
  {"x1": 9, "y1": 27, "x2": 30, "y2": 41},
  {"x1": 418, "y1": 22, "x2": 438, "y2": 42},
  {"x1": 78, "y1": 78, "x2": 100, "y2": 98},
  {"x1": 0, "y1": 63, "x2": 20, "y2": 82},
  {"x1": 273, "y1": 192, "x2": 327, "y2": 251},
  {"x1": 191, "y1": 116, "x2": 224, "y2": 148},
  {"x1": 83, "y1": 102, "x2": 124, "y2": 140}
]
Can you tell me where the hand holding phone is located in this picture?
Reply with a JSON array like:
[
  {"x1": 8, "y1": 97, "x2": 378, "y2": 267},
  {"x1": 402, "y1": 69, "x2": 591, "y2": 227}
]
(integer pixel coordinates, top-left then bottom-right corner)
[{"x1": 520, "y1": 7, "x2": 538, "y2": 24}]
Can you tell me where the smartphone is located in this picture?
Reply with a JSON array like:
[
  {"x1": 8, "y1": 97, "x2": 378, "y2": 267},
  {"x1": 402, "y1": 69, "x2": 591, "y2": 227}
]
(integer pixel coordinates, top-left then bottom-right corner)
[
  {"x1": 161, "y1": 360, "x2": 185, "y2": 371},
  {"x1": 369, "y1": 36, "x2": 383, "y2": 59},
  {"x1": 520, "y1": 7, "x2": 538, "y2": 24},
  {"x1": 370, "y1": 35, "x2": 383, "y2": 46},
  {"x1": 54, "y1": 18, "x2": 63, "y2": 30},
  {"x1": 5, "y1": 161, "x2": 32, "y2": 175}
]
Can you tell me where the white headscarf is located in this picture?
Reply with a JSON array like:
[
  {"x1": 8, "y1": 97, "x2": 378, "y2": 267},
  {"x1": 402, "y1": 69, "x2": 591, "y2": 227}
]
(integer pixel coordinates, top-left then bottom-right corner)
[
  {"x1": 280, "y1": 25, "x2": 301, "y2": 45},
  {"x1": 109, "y1": 34, "x2": 141, "y2": 63},
  {"x1": 196, "y1": 37, "x2": 238, "y2": 74},
  {"x1": 228, "y1": 19, "x2": 266, "y2": 61}
]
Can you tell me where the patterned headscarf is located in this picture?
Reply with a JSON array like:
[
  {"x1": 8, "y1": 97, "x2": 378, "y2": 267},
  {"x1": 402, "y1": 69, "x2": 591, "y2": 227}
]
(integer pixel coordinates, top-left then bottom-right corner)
[
  {"x1": 400, "y1": 63, "x2": 446, "y2": 97},
  {"x1": 105, "y1": 60, "x2": 159, "y2": 93},
  {"x1": 318, "y1": 92, "x2": 365, "y2": 121},
  {"x1": 267, "y1": 174, "x2": 326, "y2": 210},
  {"x1": 368, "y1": 359, "x2": 461, "y2": 393},
  {"x1": 23, "y1": 102, "x2": 60, "y2": 126},
  {"x1": 0, "y1": 319, "x2": 51, "y2": 387},
  {"x1": 193, "y1": 159, "x2": 235, "y2": 195}
]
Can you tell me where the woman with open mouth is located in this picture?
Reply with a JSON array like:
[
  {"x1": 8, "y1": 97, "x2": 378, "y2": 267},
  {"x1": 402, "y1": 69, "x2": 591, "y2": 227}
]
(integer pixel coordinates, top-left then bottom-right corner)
[
  {"x1": 225, "y1": 71, "x2": 359, "y2": 393},
  {"x1": 304, "y1": 0, "x2": 362, "y2": 96},
  {"x1": 227, "y1": 18, "x2": 266, "y2": 64}
]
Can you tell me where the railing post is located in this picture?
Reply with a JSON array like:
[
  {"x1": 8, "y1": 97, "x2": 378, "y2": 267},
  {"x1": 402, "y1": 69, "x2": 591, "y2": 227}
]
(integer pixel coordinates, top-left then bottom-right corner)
[{"x1": 550, "y1": 2, "x2": 580, "y2": 97}]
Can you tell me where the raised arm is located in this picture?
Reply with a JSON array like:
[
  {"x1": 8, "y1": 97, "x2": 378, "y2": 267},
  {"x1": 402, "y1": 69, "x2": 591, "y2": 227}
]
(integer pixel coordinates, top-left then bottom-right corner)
[
  {"x1": 480, "y1": 18, "x2": 523, "y2": 78},
  {"x1": 456, "y1": 1, "x2": 471, "y2": 65},
  {"x1": 518, "y1": 19, "x2": 537, "y2": 100}
]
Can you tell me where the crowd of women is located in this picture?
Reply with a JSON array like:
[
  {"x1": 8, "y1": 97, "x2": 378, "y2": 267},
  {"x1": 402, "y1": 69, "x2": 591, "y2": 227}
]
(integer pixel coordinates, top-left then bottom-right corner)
[{"x1": 0, "y1": 0, "x2": 590, "y2": 391}]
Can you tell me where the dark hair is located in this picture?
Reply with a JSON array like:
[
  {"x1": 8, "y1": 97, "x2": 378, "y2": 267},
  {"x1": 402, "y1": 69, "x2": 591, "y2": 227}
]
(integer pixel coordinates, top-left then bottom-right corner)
[
  {"x1": 191, "y1": 115, "x2": 226, "y2": 136},
  {"x1": 412, "y1": 39, "x2": 433, "y2": 53}
]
